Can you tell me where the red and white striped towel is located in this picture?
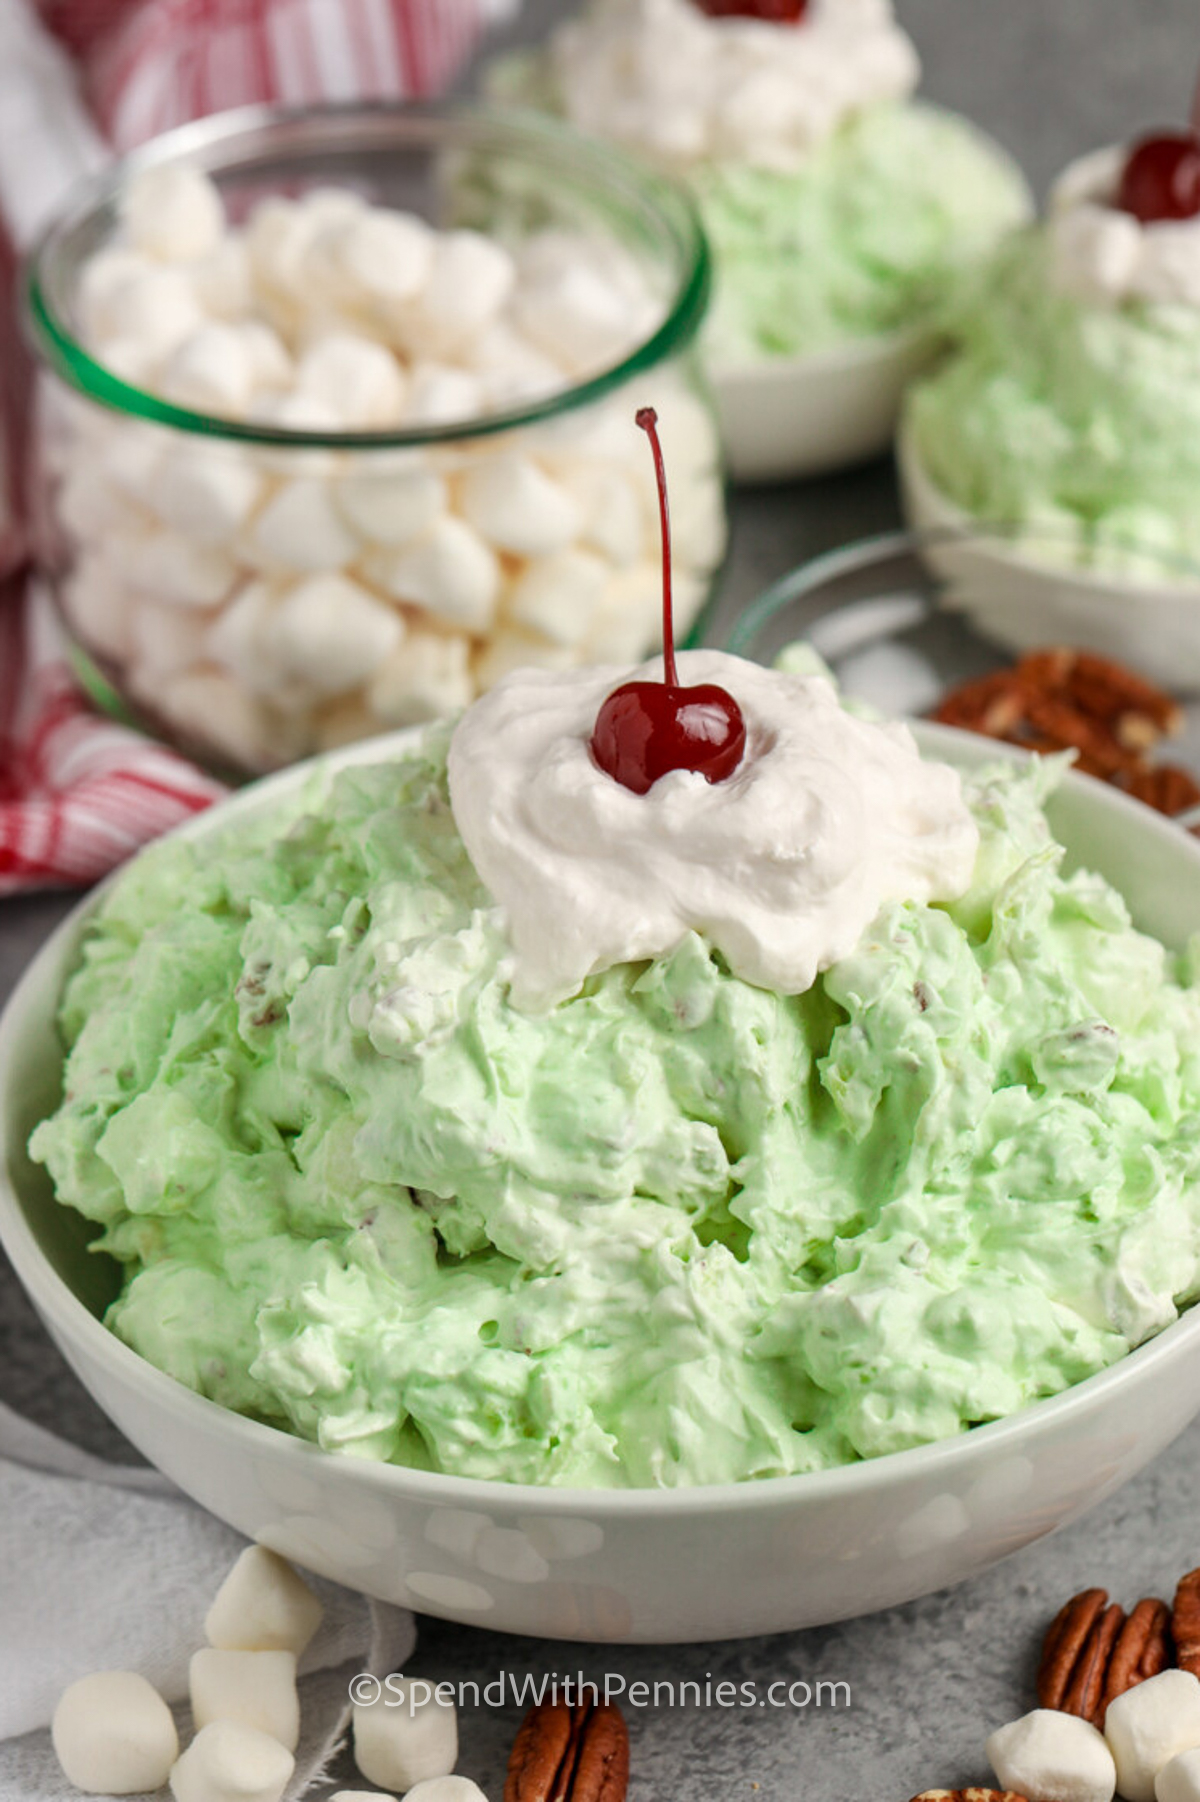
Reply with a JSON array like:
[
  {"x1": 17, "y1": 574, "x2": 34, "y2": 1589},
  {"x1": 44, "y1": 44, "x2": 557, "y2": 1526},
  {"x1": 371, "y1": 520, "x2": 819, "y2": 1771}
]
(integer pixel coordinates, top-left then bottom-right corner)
[{"x1": 0, "y1": 0, "x2": 514, "y2": 896}]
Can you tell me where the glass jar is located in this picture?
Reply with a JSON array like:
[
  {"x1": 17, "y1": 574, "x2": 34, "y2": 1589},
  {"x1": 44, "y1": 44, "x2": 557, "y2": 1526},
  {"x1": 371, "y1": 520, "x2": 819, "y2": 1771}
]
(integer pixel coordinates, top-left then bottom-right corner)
[{"x1": 25, "y1": 103, "x2": 725, "y2": 776}]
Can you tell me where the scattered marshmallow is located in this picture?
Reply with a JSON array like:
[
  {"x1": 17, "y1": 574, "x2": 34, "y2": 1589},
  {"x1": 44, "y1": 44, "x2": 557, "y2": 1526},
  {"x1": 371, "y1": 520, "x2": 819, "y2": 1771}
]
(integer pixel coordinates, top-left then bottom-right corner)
[
  {"x1": 122, "y1": 164, "x2": 225, "y2": 264},
  {"x1": 1159, "y1": 1747, "x2": 1200, "y2": 1802},
  {"x1": 402, "y1": 1782, "x2": 489, "y2": 1802},
  {"x1": 352, "y1": 1677, "x2": 458, "y2": 1792},
  {"x1": 52, "y1": 1670, "x2": 179, "y2": 1796},
  {"x1": 205, "y1": 1546, "x2": 324, "y2": 1656},
  {"x1": 189, "y1": 1648, "x2": 300, "y2": 1753},
  {"x1": 363, "y1": 518, "x2": 499, "y2": 631},
  {"x1": 1105, "y1": 1671, "x2": 1200, "y2": 1802},
  {"x1": 272, "y1": 574, "x2": 404, "y2": 695},
  {"x1": 986, "y1": 1708, "x2": 1116, "y2": 1802},
  {"x1": 169, "y1": 1720, "x2": 294, "y2": 1802},
  {"x1": 459, "y1": 454, "x2": 581, "y2": 557}
]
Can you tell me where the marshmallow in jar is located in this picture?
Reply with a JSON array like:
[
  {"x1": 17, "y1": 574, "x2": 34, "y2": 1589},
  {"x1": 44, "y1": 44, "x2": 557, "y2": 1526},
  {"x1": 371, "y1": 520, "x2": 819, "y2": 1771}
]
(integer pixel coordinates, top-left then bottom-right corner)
[{"x1": 29, "y1": 111, "x2": 724, "y2": 774}]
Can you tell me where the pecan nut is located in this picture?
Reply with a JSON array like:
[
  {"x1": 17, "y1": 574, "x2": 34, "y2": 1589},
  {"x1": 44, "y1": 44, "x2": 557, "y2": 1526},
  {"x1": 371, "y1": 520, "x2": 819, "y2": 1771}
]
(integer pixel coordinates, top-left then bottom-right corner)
[
  {"x1": 908, "y1": 1791, "x2": 1029, "y2": 1801},
  {"x1": 1037, "y1": 1587, "x2": 1110, "y2": 1713},
  {"x1": 505, "y1": 1700, "x2": 630, "y2": 1802},
  {"x1": 1101, "y1": 1597, "x2": 1171, "y2": 1716},
  {"x1": 1173, "y1": 1567, "x2": 1200, "y2": 1677}
]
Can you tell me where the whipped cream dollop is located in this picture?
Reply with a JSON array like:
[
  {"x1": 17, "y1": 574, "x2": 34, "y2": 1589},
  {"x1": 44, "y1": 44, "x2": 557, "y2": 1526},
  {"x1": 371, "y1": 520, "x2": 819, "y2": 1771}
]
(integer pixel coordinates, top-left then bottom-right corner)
[
  {"x1": 548, "y1": 0, "x2": 920, "y2": 174},
  {"x1": 1048, "y1": 145, "x2": 1200, "y2": 308},
  {"x1": 446, "y1": 650, "x2": 979, "y2": 1010}
]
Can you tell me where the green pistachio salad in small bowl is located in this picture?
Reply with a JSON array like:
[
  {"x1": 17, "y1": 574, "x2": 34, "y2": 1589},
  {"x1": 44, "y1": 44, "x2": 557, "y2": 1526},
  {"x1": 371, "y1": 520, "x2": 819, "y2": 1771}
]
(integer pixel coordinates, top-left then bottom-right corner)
[
  {"x1": 901, "y1": 130, "x2": 1200, "y2": 689},
  {"x1": 488, "y1": 0, "x2": 1031, "y2": 479}
]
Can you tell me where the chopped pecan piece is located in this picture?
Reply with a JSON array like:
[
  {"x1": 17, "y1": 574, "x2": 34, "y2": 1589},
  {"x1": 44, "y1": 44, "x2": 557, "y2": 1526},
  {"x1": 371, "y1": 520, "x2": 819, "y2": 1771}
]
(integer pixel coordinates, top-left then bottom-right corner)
[
  {"x1": 1173, "y1": 1567, "x2": 1200, "y2": 1677},
  {"x1": 505, "y1": 1700, "x2": 630, "y2": 1802}
]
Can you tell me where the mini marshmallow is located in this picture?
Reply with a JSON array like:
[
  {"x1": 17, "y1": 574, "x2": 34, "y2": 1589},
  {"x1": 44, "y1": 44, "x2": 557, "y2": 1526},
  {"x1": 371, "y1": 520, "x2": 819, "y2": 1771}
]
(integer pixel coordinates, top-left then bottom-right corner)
[
  {"x1": 78, "y1": 247, "x2": 154, "y2": 341},
  {"x1": 103, "y1": 265, "x2": 205, "y2": 359},
  {"x1": 582, "y1": 563, "x2": 662, "y2": 663},
  {"x1": 396, "y1": 231, "x2": 515, "y2": 356},
  {"x1": 352, "y1": 1677, "x2": 457, "y2": 1792},
  {"x1": 458, "y1": 454, "x2": 581, "y2": 557},
  {"x1": 1159, "y1": 1747, "x2": 1200, "y2": 1802},
  {"x1": 238, "y1": 322, "x2": 293, "y2": 392},
  {"x1": 246, "y1": 198, "x2": 321, "y2": 297},
  {"x1": 332, "y1": 208, "x2": 435, "y2": 306},
  {"x1": 194, "y1": 238, "x2": 254, "y2": 320},
  {"x1": 122, "y1": 164, "x2": 225, "y2": 264},
  {"x1": 295, "y1": 332, "x2": 407, "y2": 428},
  {"x1": 161, "y1": 324, "x2": 257, "y2": 415},
  {"x1": 314, "y1": 694, "x2": 383, "y2": 750},
  {"x1": 95, "y1": 335, "x2": 163, "y2": 387},
  {"x1": 366, "y1": 628, "x2": 473, "y2": 726},
  {"x1": 402, "y1": 1782, "x2": 489, "y2": 1802},
  {"x1": 129, "y1": 599, "x2": 213, "y2": 681},
  {"x1": 52, "y1": 1670, "x2": 179, "y2": 1796},
  {"x1": 506, "y1": 548, "x2": 609, "y2": 647},
  {"x1": 272, "y1": 573, "x2": 403, "y2": 695},
  {"x1": 189, "y1": 1649, "x2": 300, "y2": 1753},
  {"x1": 248, "y1": 392, "x2": 342, "y2": 478},
  {"x1": 102, "y1": 425, "x2": 166, "y2": 507},
  {"x1": 1105, "y1": 1670, "x2": 1200, "y2": 1802},
  {"x1": 250, "y1": 479, "x2": 359, "y2": 572},
  {"x1": 473, "y1": 627, "x2": 576, "y2": 689},
  {"x1": 329, "y1": 1794, "x2": 398, "y2": 1802},
  {"x1": 127, "y1": 530, "x2": 238, "y2": 607},
  {"x1": 57, "y1": 467, "x2": 147, "y2": 543},
  {"x1": 403, "y1": 365, "x2": 484, "y2": 428},
  {"x1": 334, "y1": 463, "x2": 447, "y2": 546},
  {"x1": 62, "y1": 556, "x2": 137, "y2": 663},
  {"x1": 206, "y1": 581, "x2": 283, "y2": 697},
  {"x1": 560, "y1": 464, "x2": 646, "y2": 567},
  {"x1": 512, "y1": 264, "x2": 637, "y2": 372},
  {"x1": 986, "y1": 1708, "x2": 1115, "y2": 1802},
  {"x1": 149, "y1": 444, "x2": 264, "y2": 543},
  {"x1": 157, "y1": 669, "x2": 281, "y2": 772},
  {"x1": 169, "y1": 1720, "x2": 294, "y2": 1802},
  {"x1": 205, "y1": 1545, "x2": 324, "y2": 1655},
  {"x1": 362, "y1": 518, "x2": 499, "y2": 631}
]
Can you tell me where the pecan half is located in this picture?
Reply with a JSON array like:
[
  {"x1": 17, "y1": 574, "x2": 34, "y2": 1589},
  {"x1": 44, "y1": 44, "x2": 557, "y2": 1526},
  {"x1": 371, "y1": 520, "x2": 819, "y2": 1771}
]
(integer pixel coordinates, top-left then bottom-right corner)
[
  {"x1": 1037, "y1": 1588, "x2": 1110, "y2": 1711},
  {"x1": 1173, "y1": 1568, "x2": 1200, "y2": 1677},
  {"x1": 1101, "y1": 1597, "x2": 1171, "y2": 1717},
  {"x1": 909, "y1": 1791, "x2": 1029, "y2": 1801},
  {"x1": 505, "y1": 1700, "x2": 630, "y2": 1802}
]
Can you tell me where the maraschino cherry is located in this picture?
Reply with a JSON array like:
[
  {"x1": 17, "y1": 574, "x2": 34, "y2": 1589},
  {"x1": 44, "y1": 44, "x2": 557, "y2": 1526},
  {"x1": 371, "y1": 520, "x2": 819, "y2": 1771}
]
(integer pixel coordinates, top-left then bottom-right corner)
[
  {"x1": 590, "y1": 408, "x2": 746, "y2": 797},
  {"x1": 1117, "y1": 131, "x2": 1200, "y2": 223},
  {"x1": 692, "y1": 0, "x2": 808, "y2": 19}
]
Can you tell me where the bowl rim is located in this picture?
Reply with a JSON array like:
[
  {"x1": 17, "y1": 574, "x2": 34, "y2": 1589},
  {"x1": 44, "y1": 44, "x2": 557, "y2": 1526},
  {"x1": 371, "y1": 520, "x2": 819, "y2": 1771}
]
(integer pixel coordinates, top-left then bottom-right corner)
[
  {"x1": 895, "y1": 415, "x2": 1200, "y2": 600},
  {"x1": 22, "y1": 98, "x2": 712, "y2": 449},
  {"x1": 5, "y1": 719, "x2": 1200, "y2": 1516}
]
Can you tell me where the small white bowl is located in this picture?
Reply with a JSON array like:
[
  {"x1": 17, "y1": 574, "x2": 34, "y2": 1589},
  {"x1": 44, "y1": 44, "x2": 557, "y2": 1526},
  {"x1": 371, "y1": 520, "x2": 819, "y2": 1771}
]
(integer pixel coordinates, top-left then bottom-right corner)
[
  {"x1": 711, "y1": 119, "x2": 1032, "y2": 484},
  {"x1": 715, "y1": 325, "x2": 931, "y2": 483},
  {"x1": 4, "y1": 724, "x2": 1200, "y2": 1642},
  {"x1": 898, "y1": 419, "x2": 1200, "y2": 690}
]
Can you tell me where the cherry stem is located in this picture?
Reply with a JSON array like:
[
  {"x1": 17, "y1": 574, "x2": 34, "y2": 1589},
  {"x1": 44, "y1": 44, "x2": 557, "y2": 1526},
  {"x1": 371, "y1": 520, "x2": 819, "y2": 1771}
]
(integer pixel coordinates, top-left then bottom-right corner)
[{"x1": 636, "y1": 405, "x2": 677, "y2": 689}]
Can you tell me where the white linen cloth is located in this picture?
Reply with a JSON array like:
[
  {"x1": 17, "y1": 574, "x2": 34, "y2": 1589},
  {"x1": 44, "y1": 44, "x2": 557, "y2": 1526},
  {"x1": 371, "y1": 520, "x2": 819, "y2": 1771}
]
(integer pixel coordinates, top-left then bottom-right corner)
[{"x1": 0, "y1": 1400, "x2": 416, "y2": 1800}]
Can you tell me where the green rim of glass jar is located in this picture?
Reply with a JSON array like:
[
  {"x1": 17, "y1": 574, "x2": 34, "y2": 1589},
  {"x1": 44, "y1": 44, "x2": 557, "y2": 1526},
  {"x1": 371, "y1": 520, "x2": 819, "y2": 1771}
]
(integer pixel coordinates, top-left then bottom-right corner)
[{"x1": 24, "y1": 99, "x2": 713, "y2": 448}]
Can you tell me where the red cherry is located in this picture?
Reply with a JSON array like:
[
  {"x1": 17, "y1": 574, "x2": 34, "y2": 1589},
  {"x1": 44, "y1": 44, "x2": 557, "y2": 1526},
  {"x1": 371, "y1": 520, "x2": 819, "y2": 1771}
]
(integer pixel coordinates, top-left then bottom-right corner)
[
  {"x1": 1117, "y1": 131, "x2": 1200, "y2": 223},
  {"x1": 692, "y1": 0, "x2": 808, "y2": 18},
  {"x1": 590, "y1": 408, "x2": 746, "y2": 797}
]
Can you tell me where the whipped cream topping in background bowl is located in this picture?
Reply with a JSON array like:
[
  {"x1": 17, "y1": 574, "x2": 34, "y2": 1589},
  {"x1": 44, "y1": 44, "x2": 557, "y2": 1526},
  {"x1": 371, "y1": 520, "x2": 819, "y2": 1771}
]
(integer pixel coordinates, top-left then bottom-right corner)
[
  {"x1": 1048, "y1": 144, "x2": 1200, "y2": 307},
  {"x1": 549, "y1": 0, "x2": 920, "y2": 173},
  {"x1": 447, "y1": 648, "x2": 979, "y2": 1009}
]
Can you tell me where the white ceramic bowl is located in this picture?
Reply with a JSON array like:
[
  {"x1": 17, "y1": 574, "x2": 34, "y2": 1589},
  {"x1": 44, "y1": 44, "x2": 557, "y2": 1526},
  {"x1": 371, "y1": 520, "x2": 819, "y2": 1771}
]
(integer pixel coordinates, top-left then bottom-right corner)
[
  {"x1": 898, "y1": 420, "x2": 1200, "y2": 690},
  {"x1": 714, "y1": 325, "x2": 931, "y2": 484},
  {"x1": 712, "y1": 123, "x2": 1032, "y2": 485},
  {"x1": 4, "y1": 724, "x2": 1200, "y2": 1643}
]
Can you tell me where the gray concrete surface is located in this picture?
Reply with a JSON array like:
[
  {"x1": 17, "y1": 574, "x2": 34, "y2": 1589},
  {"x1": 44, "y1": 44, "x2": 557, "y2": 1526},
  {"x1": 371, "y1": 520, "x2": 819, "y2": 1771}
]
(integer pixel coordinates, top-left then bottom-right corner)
[{"x1": 5, "y1": 3, "x2": 1200, "y2": 1796}]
